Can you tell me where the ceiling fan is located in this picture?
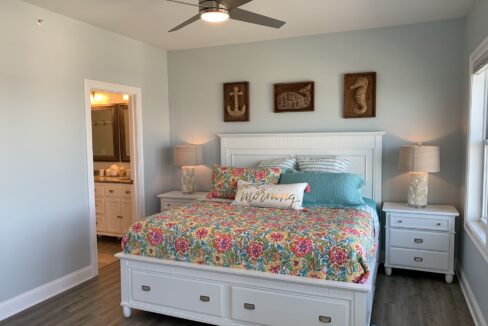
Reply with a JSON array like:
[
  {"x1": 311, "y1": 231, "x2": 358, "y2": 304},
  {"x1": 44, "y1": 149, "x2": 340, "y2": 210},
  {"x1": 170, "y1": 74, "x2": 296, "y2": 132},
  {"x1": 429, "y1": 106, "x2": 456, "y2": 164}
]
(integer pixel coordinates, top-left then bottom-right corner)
[{"x1": 166, "y1": 0, "x2": 286, "y2": 32}]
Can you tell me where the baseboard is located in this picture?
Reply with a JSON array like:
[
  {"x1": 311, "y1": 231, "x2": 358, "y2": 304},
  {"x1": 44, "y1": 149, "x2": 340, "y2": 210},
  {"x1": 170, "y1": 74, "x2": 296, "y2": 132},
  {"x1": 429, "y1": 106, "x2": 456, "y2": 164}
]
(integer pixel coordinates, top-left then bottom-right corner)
[
  {"x1": 0, "y1": 265, "x2": 94, "y2": 321},
  {"x1": 457, "y1": 264, "x2": 488, "y2": 326}
]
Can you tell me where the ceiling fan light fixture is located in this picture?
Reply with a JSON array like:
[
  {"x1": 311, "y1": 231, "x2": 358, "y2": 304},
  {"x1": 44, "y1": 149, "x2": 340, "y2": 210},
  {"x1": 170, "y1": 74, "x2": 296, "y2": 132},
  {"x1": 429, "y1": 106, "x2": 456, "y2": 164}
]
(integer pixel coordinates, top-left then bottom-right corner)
[{"x1": 200, "y1": 9, "x2": 229, "y2": 23}]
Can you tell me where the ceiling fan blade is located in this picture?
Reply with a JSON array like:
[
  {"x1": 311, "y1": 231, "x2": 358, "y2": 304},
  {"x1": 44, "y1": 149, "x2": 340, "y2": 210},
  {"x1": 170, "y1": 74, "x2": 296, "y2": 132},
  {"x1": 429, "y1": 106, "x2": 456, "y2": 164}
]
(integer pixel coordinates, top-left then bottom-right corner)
[
  {"x1": 230, "y1": 8, "x2": 285, "y2": 29},
  {"x1": 169, "y1": 14, "x2": 201, "y2": 32},
  {"x1": 222, "y1": 0, "x2": 253, "y2": 9},
  {"x1": 166, "y1": 0, "x2": 201, "y2": 7}
]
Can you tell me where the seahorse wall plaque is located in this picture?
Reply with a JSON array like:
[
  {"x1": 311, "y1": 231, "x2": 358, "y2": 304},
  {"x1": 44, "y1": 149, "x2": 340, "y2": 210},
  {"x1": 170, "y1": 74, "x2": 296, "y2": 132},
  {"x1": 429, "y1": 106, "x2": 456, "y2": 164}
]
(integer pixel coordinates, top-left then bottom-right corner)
[
  {"x1": 224, "y1": 81, "x2": 250, "y2": 122},
  {"x1": 343, "y1": 72, "x2": 376, "y2": 118},
  {"x1": 274, "y1": 81, "x2": 314, "y2": 112}
]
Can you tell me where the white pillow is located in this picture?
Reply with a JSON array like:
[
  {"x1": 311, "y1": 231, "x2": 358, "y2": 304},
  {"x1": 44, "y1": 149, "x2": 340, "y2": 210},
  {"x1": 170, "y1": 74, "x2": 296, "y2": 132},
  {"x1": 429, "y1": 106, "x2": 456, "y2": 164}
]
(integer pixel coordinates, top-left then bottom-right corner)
[
  {"x1": 234, "y1": 180, "x2": 308, "y2": 210},
  {"x1": 297, "y1": 156, "x2": 349, "y2": 173},
  {"x1": 258, "y1": 158, "x2": 297, "y2": 170}
]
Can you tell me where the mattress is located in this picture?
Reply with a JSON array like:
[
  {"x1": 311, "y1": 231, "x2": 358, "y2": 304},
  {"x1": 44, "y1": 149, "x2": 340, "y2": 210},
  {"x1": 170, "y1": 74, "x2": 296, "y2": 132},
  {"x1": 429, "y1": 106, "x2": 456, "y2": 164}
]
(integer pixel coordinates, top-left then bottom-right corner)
[{"x1": 122, "y1": 201, "x2": 377, "y2": 283}]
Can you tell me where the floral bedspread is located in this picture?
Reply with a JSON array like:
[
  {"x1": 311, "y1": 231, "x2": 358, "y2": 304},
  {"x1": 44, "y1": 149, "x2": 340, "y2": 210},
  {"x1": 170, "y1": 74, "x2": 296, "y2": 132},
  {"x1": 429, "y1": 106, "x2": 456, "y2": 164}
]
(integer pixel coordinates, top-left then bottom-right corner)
[{"x1": 122, "y1": 201, "x2": 376, "y2": 283}]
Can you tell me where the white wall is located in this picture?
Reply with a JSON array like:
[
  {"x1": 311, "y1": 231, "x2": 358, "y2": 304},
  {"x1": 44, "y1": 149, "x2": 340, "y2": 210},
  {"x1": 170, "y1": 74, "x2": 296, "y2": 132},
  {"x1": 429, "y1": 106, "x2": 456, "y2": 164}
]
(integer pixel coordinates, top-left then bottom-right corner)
[
  {"x1": 0, "y1": 0, "x2": 171, "y2": 303},
  {"x1": 168, "y1": 19, "x2": 465, "y2": 208}
]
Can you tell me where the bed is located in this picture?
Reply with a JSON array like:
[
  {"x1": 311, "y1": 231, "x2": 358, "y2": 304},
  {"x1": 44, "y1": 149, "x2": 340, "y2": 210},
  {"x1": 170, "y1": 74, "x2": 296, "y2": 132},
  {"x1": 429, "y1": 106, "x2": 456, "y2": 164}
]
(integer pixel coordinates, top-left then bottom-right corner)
[{"x1": 116, "y1": 132, "x2": 384, "y2": 326}]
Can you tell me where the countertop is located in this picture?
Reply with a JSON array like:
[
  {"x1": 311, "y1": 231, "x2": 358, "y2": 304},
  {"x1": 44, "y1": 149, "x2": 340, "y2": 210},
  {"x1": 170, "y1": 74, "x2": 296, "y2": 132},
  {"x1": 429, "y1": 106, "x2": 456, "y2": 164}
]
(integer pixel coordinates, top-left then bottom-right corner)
[{"x1": 94, "y1": 176, "x2": 133, "y2": 184}]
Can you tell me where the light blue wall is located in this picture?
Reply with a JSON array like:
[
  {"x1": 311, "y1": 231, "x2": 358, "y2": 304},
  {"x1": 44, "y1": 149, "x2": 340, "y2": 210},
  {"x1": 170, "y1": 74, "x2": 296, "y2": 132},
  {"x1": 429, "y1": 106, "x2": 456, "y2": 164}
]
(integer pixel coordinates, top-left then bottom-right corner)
[
  {"x1": 460, "y1": 0, "x2": 488, "y2": 322},
  {"x1": 168, "y1": 19, "x2": 465, "y2": 209},
  {"x1": 0, "y1": 0, "x2": 171, "y2": 302}
]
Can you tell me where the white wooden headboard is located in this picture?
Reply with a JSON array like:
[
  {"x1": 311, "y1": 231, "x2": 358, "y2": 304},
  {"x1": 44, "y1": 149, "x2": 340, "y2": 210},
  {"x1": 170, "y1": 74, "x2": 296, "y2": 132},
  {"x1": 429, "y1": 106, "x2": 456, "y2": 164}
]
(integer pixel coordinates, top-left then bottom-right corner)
[{"x1": 218, "y1": 132, "x2": 385, "y2": 204}]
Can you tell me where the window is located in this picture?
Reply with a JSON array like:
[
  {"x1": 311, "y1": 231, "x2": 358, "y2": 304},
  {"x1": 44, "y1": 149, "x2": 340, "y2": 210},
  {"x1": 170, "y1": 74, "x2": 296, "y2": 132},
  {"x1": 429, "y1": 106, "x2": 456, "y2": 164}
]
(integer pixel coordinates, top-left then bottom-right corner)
[{"x1": 466, "y1": 36, "x2": 488, "y2": 262}]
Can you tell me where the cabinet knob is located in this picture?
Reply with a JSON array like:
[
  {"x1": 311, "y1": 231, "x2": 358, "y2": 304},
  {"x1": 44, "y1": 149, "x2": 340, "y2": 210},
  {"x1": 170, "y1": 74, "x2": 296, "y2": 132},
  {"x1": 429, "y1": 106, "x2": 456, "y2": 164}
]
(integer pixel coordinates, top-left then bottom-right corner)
[
  {"x1": 199, "y1": 295, "x2": 210, "y2": 302},
  {"x1": 397, "y1": 220, "x2": 402, "y2": 223},
  {"x1": 414, "y1": 238, "x2": 423, "y2": 244},
  {"x1": 117, "y1": 215, "x2": 123, "y2": 219},
  {"x1": 125, "y1": 191, "x2": 130, "y2": 194},
  {"x1": 414, "y1": 256, "x2": 424, "y2": 262},
  {"x1": 319, "y1": 315, "x2": 332, "y2": 323},
  {"x1": 109, "y1": 189, "x2": 114, "y2": 193},
  {"x1": 436, "y1": 222, "x2": 441, "y2": 226},
  {"x1": 244, "y1": 303, "x2": 255, "y2": 310}
]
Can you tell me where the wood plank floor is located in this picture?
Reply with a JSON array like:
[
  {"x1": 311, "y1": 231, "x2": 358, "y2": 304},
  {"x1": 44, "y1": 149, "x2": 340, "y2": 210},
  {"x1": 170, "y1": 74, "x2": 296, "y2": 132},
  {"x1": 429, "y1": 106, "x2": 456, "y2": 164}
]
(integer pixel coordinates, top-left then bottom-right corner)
[
  {"x1": 97, "y1": 236, "x2": 121, "y2": 269},
  {"x1": 1, "y1": 263, "x2": 474, "y2": 326}
]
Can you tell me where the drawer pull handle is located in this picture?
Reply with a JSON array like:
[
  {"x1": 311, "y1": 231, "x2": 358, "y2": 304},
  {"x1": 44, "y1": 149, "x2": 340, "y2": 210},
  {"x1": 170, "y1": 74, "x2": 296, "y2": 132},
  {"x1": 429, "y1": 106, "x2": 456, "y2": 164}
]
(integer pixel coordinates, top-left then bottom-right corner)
[
  {"x1": 244, "y1": 303, "x2": 255, "y2": 310},
  {"x1": 397, "y1": 220, "x2": 402, "y2": 223},
  {"x1": 319, "y1": 315, "x2": 332, "y2": 323},
  {"x1": 109, "y1": 189, "x2": 114, "y2": 193},
  {"x1": 414, "y1": 256, "x2": 423, "y2": 262},
  {"x1": 141, "y1": 285, "x2": 151, "y2": 292},
  {"x1": 125, "y1": 191, "x2": 131, "y2": 194},
  {"x1": 414, "y1": 238, "x2": 424, "y2": 244},
  {"x1": 436, "y1": 222, "x2": 441, "y2": 226},
  {"x1": 199, "y1": 295, "x2": 210, "y2": 302},
  {"x1": 117, "y1": 215, "x2": 123, "y2": 219}
]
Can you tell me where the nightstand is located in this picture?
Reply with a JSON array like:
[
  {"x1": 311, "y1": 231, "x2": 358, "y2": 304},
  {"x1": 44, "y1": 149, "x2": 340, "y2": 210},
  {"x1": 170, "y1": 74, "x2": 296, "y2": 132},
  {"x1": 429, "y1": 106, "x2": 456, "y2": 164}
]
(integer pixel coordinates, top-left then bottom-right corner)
[
  {"x1": 157, "y1": 191, "x2": 208, "y2": 211},
  {"x1": 383, "y1": 202, "x2": 459, "y2": 283}
]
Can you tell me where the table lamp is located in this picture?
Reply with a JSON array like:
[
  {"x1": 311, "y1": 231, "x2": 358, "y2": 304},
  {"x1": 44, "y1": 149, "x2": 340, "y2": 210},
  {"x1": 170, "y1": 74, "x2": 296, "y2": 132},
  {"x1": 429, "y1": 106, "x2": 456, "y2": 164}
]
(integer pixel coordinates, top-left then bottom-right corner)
[
  {"x1": 174, "y1": 144, "x2": 203, "y2": 194},
  {"x1": 399, "y1": 144, "x2": 440, "y2": 208}
]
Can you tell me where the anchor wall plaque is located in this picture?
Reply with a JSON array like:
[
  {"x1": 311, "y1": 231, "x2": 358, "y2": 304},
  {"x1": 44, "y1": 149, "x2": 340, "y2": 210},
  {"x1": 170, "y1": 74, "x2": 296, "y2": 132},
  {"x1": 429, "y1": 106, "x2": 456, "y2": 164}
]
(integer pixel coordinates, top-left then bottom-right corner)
[{"x1": 224, "y1": 81, "x2": 249, "y2": 122}]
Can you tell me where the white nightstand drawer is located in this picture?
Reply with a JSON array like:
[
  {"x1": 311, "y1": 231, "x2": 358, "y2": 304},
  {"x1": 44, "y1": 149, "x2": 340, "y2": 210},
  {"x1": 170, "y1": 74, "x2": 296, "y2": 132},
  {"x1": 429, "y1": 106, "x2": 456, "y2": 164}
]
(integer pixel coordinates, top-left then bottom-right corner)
[
  {"x1": 160, "y1": 200, "x2": 191, "y2": 211},
  {"x1": 389, "y1": 248, "x2": 449, "y2": 271},
  {"x1": 390, "y1": 214, "x2": 449, "y2": 231},
  {"x1": 390, "y1": 229, "x2": 449, "y2": 252}
]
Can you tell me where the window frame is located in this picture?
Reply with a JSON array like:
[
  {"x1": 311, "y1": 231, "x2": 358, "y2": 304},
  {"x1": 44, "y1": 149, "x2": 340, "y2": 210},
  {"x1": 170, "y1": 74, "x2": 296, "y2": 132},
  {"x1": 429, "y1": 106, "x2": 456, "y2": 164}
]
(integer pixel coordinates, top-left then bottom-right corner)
[{"x1": 466, "y1": 36, "x2": 488, "y2": 264}]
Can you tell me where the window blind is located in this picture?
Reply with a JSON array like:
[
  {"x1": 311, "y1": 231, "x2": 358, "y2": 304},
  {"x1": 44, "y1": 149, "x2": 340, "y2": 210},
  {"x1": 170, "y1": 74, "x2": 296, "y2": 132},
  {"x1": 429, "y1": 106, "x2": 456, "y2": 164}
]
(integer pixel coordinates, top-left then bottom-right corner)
[{"x1": 474, "y1": 51, "x2": 488, "y2": 74}]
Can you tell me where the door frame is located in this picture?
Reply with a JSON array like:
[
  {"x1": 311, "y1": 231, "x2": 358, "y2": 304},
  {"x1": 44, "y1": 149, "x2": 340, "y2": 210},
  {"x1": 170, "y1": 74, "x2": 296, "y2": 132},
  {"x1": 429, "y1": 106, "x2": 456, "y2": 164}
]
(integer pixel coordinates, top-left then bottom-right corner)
[{"x1": 83, "y1": 79, "x2": 145, "y2": 277}]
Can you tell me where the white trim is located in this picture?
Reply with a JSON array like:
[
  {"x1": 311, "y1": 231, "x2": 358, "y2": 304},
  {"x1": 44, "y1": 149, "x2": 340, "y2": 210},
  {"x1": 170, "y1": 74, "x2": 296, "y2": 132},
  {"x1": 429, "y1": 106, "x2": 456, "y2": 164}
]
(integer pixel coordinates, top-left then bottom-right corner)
[
  {"x1": 83, "y1": 79, "x2": 145, "y2": 278},
  {"x1": 465, "y1": 35, "x2": 488, "y2": 262},
  {"x1": 0, "y1": 266, "x2": 92, "y2": 321},
  {"x1": 457, "y1": 263, "x2": 488, "y2": 326}
]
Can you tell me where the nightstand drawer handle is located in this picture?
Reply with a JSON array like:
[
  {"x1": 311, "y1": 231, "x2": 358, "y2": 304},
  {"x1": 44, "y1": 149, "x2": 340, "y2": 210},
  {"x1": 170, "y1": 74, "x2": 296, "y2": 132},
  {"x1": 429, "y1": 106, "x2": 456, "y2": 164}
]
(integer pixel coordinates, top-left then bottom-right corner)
[
  {"x1": 414, "y1": 238, "x2": 424, "y2": 244},
  {"x1": 319, "y1": 315, "x2": 332, "y2": 323},
  {"x1": 436, "y1": 222, "x2": 442, "y2": 226},
  {"x1": 397, "y1": 220, "x2": 402, "y2": 223},
  {"x1": 141, "y1": 285, "x2": 151, "y2": 292},
  {"x1": 199, "y1": 295, "x2": 210, "y2": 302},
  {"x1": 244, "y1": 303, "x2": 255, "y2": 310},
  {"x1": 414, "y1": 256, "x2": 423, "y2": 262}
]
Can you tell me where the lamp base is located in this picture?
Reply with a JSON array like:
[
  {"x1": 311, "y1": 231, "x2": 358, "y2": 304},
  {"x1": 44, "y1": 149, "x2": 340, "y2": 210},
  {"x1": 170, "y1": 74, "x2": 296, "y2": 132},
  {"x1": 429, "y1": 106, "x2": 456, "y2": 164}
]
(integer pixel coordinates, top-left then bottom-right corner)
[
  {"x1": 407, "y1": 171, "x2": 428, "y2": 208},
  {"x1": 181, "y1": 166, "x2": 196, "y2": 194}
]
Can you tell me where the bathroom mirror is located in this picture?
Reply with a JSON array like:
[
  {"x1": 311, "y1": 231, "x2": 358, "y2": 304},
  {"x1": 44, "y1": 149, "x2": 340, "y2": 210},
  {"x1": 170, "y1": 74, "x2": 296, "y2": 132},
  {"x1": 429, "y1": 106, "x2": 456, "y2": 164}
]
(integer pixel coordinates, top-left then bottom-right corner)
[
  {"x1": 119, "y1": 105, "x2": 130, "y2": 162},
  {"x1": 92, "y1": 105, "x2": 120, "y2": 162}
]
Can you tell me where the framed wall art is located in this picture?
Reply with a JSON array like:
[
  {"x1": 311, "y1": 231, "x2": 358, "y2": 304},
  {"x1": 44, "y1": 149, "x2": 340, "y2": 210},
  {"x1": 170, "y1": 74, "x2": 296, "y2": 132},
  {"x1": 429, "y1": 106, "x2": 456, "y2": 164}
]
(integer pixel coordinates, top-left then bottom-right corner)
[
  {"x1": 274, "y1": 81, "x2": 314, "y2": 112},
  {"x1": 343, "y1": 72, "x2": 376, "y2": 118},
  {"x1": 224, "y1": 81, "x2": 249, "y2": 122}
]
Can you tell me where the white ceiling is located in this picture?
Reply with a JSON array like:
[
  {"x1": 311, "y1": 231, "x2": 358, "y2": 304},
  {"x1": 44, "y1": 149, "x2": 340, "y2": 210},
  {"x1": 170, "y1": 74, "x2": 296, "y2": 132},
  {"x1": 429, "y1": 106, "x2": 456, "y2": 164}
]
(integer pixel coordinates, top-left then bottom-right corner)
[{"x1": 23, "y1": 0, "x2": 473, "y2": 50}]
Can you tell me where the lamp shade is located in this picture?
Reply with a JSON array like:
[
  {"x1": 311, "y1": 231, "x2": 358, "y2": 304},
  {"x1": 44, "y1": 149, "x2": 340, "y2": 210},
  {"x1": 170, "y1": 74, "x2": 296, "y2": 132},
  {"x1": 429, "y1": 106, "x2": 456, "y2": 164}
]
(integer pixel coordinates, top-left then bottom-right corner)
[
  {"x1": 399, "y1": 144, "x2": 440, "y2": 173},
  {"x1": 174, "y1": 145, "x2": 203, "y2": 167}
]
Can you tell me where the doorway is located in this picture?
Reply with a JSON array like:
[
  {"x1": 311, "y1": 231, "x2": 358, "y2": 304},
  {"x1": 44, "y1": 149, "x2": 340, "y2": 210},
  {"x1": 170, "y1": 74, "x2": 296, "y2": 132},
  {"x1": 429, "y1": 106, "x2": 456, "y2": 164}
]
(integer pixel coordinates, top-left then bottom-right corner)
[{"x1": 83, "y1": 80, "x2": 145, "y2": 277}]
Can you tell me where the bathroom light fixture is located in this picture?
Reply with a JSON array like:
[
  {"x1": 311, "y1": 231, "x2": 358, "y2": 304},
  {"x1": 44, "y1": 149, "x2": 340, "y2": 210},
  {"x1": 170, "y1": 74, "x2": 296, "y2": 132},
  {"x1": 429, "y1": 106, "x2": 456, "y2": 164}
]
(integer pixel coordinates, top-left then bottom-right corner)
[{"x1": 122, "y1": 94, "x2": 129, "y2": 101}]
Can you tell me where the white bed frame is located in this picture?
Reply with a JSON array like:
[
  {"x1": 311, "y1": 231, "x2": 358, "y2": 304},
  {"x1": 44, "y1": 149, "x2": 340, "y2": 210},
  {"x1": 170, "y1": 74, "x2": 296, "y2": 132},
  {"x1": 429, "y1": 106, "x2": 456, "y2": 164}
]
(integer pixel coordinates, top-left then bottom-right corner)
[{"x1": 117, "y1": 132, "x2": 384, "y2": 326}]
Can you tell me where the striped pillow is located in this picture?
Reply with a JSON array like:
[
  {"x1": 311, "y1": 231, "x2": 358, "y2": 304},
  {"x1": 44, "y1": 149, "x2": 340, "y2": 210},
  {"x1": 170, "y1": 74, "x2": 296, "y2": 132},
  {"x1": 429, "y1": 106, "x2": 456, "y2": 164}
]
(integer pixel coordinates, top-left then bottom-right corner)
[
  {"x1": 258, "y1": 158, "x2": 297, "y2": 171},
  {"x1": 297, "y1": 156, "x2": 349, "y2": 173}
]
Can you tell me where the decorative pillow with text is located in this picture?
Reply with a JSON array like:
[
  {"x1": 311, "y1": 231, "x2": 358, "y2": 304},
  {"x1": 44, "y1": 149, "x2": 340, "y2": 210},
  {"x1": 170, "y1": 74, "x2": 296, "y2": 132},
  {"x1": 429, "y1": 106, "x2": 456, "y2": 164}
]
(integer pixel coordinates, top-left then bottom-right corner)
[{"x1": 234, "y1": 180, "x2": 308, "y2": 210}]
